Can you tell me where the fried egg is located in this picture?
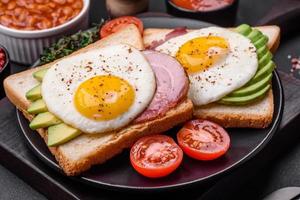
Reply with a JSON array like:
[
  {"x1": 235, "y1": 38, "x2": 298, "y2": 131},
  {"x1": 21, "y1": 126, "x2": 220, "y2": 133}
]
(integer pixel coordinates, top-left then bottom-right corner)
[
  {"x1": 42, "y1": 44, "x2": 156, "y2": 134},
  {"x1": 156, "y1": 27, "x2": 258, "y2": 106}
]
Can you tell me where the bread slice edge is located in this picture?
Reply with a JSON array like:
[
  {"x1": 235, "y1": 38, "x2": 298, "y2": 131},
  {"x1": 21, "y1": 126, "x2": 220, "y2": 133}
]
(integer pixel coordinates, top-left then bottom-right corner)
[
  {"x1": 194, "y1": 90, "x2": 274, "y2": 128},
  {"x1": 20, "y1": 99, "x2": 193, "y2": 176}
]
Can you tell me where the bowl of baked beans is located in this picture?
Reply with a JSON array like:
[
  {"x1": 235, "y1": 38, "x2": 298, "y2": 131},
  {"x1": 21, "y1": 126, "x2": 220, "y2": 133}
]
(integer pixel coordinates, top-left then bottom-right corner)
[{"x1": 0, "y1": 0, "x2": 90, "y2": 64}]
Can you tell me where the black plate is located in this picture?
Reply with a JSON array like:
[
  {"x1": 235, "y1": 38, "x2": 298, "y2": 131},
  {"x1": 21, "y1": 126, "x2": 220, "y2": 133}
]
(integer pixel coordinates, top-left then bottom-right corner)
[{"x1": 17, "y1": 17, "x2": 284, "y2": 191}]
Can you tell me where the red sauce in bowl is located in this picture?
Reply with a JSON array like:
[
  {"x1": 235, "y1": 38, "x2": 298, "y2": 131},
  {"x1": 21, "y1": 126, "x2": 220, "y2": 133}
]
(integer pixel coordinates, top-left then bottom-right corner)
[
  {"x1": 0, "y1": 48, "x2": 6, "y2": 70},
  {"x1": 171, "y1": 0, "x2": 234, "y2": 11}
]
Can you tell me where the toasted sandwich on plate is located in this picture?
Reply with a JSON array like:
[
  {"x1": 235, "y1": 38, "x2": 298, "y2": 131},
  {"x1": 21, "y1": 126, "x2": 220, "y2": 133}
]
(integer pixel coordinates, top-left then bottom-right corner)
[
  {"x1": 4, "y1": 15, "x2": 281, "y2": 177},
  {"x1": 4, "y1": 24, "x2": 193, "y2": 176},
  {"x1": 143, "y1": 24, "x2": 280, "y2": 128}
]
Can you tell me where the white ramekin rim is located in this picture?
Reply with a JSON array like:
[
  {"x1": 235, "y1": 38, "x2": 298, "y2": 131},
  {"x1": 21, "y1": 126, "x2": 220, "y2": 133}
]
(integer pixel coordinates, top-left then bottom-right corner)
[{"x1": 0, "y1": 0, "x2": 90, "y2": 39}]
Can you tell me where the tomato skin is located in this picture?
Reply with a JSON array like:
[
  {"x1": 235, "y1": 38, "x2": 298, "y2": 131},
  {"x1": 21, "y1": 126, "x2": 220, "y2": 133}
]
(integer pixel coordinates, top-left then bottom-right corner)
[
  {"x1": 177, "y1": 119, "x2": 230, "y2": 161},
  {"x1": 100, "y1": 16, "x2": 143, "y2": 38},
  {"x1": 130, "y1": 135, "x2": 183, "y2": 178},
  {"x1": 171, "y1": 0, "x2": 234, "y2": 11}
]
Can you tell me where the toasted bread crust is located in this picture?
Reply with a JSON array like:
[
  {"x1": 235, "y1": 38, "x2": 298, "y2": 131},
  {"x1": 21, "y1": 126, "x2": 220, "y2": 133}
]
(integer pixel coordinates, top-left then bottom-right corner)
[
  {"x1": 270, "y1": 29, "x2": 280, "y2": 54},
  {"x1": 20, "y1": 99, "x2": 193, "y2": 175},
  {"x1": 193, "y1": 90, "x2": 274, "y2": 128}
]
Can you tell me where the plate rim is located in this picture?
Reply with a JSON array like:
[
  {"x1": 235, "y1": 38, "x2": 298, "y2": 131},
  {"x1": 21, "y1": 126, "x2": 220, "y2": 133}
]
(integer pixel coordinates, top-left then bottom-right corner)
[{"x1": 17, "y1": 16, "x2": 284, "y2": 191}]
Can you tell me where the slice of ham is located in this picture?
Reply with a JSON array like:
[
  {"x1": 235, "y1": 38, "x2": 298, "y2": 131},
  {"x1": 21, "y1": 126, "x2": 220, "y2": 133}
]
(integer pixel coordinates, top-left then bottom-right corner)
[
  {"x1": 147, "y1": 27, "x2": 188, "y2": 50},
  {"x1": 134, "y1": 50, "x2": 189, "y2": 124}
]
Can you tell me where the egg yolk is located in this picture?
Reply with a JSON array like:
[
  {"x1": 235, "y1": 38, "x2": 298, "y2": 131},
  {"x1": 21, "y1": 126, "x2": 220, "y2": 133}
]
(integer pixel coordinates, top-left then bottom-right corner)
[
  {"x1": 175, "y1": 36, "x2": 229, "y2": 74},
  {"x1": 74, "y1": 75, "x2": 135, "y2": 121}
]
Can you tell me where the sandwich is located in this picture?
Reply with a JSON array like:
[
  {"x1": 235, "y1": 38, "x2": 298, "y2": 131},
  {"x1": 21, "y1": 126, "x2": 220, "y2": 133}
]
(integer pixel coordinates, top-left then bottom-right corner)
[
  {"x1": 4, "y1": 20, "x2": 281, "y2": 176},
  {"x1": 143, "y1": 25, "x2": 280, "y2": 128},
  {"x1": 4, "y1": 24, "x2": 193, "y2": 176}
]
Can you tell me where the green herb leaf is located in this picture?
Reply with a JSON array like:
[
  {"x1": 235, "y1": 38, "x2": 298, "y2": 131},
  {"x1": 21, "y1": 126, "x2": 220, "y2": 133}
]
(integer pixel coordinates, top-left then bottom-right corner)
[{"x1": 40, "y1": 19, "x2": 106, "y2": 65}]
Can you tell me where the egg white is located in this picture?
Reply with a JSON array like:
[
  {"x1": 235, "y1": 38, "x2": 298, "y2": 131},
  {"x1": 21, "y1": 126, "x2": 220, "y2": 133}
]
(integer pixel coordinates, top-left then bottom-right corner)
[
  {"x1": 42, "y1": 44, "x2": 156, "y2": 134},
  {"x1": 156, "y1": 27, "x2": 258, "y2": 106}
]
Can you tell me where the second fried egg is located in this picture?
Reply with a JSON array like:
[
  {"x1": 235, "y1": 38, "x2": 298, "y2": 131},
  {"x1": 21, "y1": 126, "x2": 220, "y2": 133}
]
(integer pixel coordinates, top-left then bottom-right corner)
[{"x1": 156, "y1": 27, "x2": 258, "y2": 106}]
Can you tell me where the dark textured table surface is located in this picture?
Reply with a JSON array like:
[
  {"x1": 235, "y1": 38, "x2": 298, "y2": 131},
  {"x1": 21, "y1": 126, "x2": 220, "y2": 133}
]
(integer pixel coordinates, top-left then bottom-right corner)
[{"x1": 1, "y1": 0, "x2": 300, "y2": 199}]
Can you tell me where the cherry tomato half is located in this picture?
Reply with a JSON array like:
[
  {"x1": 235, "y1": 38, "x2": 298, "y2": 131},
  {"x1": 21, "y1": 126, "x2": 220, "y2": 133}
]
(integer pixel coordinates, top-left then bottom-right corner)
[
  {"x1": 177, "y1": 119, "x2": 230, "y2": 161},
  {"x1": 100, "y1": 16, "x2": 143, "y2": 38},
  {"x1": 130, "y1": 135, "x2": 183, "y2": 178}
]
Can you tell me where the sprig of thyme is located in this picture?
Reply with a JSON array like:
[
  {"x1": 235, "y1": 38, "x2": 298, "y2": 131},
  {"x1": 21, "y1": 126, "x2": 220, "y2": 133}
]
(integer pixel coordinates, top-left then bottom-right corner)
[{"x1": 40, "y1": 19, "x2": 106, "y2": 65}]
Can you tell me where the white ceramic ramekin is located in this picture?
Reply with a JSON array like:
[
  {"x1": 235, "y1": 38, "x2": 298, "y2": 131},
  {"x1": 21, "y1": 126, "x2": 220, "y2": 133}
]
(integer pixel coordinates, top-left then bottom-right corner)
[{"x1": 0, "y1": 0, "x2": 90, "y2": 65}]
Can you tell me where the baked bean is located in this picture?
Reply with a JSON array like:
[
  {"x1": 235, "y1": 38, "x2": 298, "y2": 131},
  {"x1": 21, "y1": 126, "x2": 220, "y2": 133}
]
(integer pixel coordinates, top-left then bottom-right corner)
[
  {"x1": 0, "y1": 15, "x2": 12, "y2": 26},
  {"x1": 4, "y1": 10, "x2": 14, "y2": 16},
  {"x1": 55, "y1": 8, "x2": 63, "y2": 16},
  {"x1": 36, "y1": 22, "x2": 44, "y2": 29},
  {"x1": 14, "y1": 7, "x2": 23, "y2": 16},
  {"x1": 16, "y1": 0, "x2": 26, "y2": 7},
  {"x1": 13, "y1": 20, "x2": 26, "y2": 28},
  {"x1": 43, "y1": 19, "x2": 52, "y2": 29},
  {"x1": 72, "y1": 1, "x2": 82, "y2": 9},
  {"x1": 18, "y1": 10, "x2": 28, "y2": 21},
  {"x1": 7, "y1": 2, "x2": 17, "y2": 10},
  {"x1": 25, "y1": 4, "x2": 36, "y2": 11},
  {"x1": 27, "y1": 16, "x2": 37, "y2": 26},
  {"x1": 35, "y1": 0, "x2": 49, "y2": 3},
  {"x1": 28, "y1": 8, "x2": 42, "y2": 15},
  {"x1": 37, "y1": 5, "x2": 51, "y2": 13},
  {"x1": 51, "y1": 12, "x2": 59, "y2": 18},
  {"x1": 0, "y1": 0, "x2": 83, "y2": 30},
  {"x1": 53, "y1": 0, "x2": 66, "y2": 5},
  {"x1": 62, "y1": 6, "x2": 73, "y2": 16},
  {"x1": 58, "y1": 16, "x2": 67, "y2": 24},
  {"x1": 36, "y1": 17, "x2": 51, "y2": 29},
  {"x1": 48, "y1": 2, "x2": 56, "y2": 8}
]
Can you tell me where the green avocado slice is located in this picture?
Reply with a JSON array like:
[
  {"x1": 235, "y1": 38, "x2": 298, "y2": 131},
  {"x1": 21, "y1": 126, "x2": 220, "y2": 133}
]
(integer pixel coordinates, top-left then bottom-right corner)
[
  {"x1": 29, "y1": 112, "x2": 61, "y2": 130},
  {"x1": 254, "y1": 35, "x2": 269, "y2": 49},
  {"x1": 27, "y1": 99, "x2": 48, "y2": 114},
  {"x1": 257, "y1": 46, "x2": 268, "y2": 59},
  {"x1": 219, "y1": 84, "x2": 271, "y2": 105},
  {"x1": 33, "y1": 68, "x2": 48, "y2": 82},
  {"x1": 247, "y1": 29, "x2": 263, "y2": 43},
  {"x1": 258, "y1": 51, "x2": 273, "y2": 69},
  {"x1": 25, "y1": 84, "x2": 42, "y2": 101},
  {"x1": 250, "y1": 61, "x2": 275, "y2": 84},
  {"x1": 48, "y1": 123, "x2": 81, "y2": 147},
  {"x1": 228, "y1": 73, "x2": 272, "y2": 97},
  {"x1": 235, "y1": 24, "x2": 252, "y2": 36}
]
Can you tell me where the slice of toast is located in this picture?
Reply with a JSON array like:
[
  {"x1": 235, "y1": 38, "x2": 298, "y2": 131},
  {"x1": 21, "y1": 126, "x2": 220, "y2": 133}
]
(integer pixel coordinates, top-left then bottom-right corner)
[
  {"x1": 4, "y1": 24, "x2": 193, "y2": 175},
  {"x1": 143, "y1": 26, "x2": 280, "y2": 128}
]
